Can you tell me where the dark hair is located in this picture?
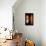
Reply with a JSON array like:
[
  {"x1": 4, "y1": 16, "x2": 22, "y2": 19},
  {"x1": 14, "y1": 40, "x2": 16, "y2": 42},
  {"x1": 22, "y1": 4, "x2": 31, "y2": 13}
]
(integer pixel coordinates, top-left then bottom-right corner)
[{"x1": 34, "y1": 43, "x2": 35, "y2": 46}]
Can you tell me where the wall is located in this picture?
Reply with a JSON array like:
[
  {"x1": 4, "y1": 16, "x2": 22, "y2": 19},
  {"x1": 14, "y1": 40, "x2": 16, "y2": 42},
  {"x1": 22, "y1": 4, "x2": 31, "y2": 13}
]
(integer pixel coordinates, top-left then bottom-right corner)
[
  {"x1": 40, "y1": 0, "x2": 46, "y2": 46},
  {"x1": 13, "y1": 0, "x2": 41, "y2": 46},
  {"x1": 0, "y1": 0, "x2": 17, "y2": 38},
  {"x1": 0, "y1": 0, "x2": 16, "y2": 30}
]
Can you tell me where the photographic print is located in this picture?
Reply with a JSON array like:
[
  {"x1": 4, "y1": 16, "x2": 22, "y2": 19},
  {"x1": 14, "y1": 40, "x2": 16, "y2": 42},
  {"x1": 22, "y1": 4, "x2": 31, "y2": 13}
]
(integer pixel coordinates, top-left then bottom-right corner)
[{"x1": 25, "y1": 13, "x2": 34, "y2": 25}]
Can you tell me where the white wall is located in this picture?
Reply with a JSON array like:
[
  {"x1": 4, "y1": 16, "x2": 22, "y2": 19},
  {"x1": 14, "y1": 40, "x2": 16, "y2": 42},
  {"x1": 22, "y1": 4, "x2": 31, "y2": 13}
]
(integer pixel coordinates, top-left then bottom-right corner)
[
  {"x1": 13, "y1": 0, "x2": 41, "y2": 46},
  {"x1": 40, "y1": 0, "x2": 46, "y2": 46},
  {"x1": 0, "y1": 0, "x2": 16, "y2": 30}
]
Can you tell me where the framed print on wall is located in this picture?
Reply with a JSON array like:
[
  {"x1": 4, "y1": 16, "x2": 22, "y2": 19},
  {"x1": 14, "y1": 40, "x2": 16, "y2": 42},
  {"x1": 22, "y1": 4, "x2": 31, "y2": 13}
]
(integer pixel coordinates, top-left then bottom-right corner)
[{"x1": 25, "y1": 13, "x2": 34, "y2": 25}]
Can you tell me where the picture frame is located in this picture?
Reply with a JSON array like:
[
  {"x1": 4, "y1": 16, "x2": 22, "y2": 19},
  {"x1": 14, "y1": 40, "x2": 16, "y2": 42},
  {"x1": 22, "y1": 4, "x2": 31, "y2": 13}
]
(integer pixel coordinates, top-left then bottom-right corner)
[{"x1": 25, "y1": 13, "x2": 34, "y2": 25}]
